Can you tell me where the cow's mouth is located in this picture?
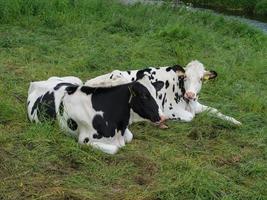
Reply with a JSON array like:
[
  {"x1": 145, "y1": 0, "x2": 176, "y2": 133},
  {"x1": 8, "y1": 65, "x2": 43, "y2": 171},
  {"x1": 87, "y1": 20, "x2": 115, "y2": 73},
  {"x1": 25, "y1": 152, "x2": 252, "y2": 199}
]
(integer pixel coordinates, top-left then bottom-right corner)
[
  {"x1": 183, "y1": 94, "x2": 198, "y2": 103},
  {"x1": 154, "y1": 115, "x2": 166, "y2": 124}
]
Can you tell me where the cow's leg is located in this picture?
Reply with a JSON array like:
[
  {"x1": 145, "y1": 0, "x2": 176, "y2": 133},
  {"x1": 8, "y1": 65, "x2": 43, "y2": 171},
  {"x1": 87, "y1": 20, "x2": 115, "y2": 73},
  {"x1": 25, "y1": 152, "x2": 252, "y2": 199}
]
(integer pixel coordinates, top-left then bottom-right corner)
[
  {"x1": 115, "y1": 130, "x2": 125, "y2": 147},
  {"x1": 169, "y1": 108, "x2": 194, "y2": 122},
  {"x1": 90, "y1": 142, "x2": 119, "y2": 154},
  {"x1": 78, "y1": 128, "x2": 119, "y2": 154},
  {"x1": 124, "y1": 128, "x2": 133, "y2": 143},
  {"x1": 194, "y1": 102, "x2": 242, "y2": 125}
]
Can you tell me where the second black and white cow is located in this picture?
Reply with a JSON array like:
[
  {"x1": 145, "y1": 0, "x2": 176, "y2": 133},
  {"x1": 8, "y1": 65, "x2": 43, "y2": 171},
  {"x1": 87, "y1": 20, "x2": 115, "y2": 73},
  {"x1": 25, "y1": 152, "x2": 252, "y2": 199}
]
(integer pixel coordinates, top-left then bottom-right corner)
[
  {"x1": 85, "y1": 60, "x2": 241, "y2": 125},
  {"x1": 27, "y1": 76, "x2": 165, "y2": 154}
]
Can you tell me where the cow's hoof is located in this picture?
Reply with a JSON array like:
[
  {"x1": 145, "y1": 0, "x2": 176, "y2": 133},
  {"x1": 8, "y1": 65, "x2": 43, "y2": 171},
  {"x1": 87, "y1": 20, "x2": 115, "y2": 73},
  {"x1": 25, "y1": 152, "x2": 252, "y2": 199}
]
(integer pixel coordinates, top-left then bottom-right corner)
[
  {"x1": 153, "y1": 122, "x2": 168, "y2": 129},
  {"x1": 157, "y1": 123, "x2": 168, "y2": 129},
  {"x1": 91, "y1": 143, "x2": 119, "y2": 154},
  {"x1": 124, "y1": 129, "x2": 133, "y2": 143},
  {"x1": 179, "y1": 115, "x2": 194, "y2": 122},
  {"x1": 234, "y1": 120, "x2": 242, "y2": 126},
  {"x1": 101, "y1": 145, "x2": 119, "y2": 155}
]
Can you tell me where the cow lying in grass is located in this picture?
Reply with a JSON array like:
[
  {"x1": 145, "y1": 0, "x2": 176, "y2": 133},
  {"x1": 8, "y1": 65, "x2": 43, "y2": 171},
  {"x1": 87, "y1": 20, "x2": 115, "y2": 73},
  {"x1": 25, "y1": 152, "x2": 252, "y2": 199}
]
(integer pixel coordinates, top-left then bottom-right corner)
[
  {"x1": 85, "y1": 60, "x2": 241, "y2": 126},
  {"x1": 27, "y1": 76, "x2": 165, "y2": 154}
]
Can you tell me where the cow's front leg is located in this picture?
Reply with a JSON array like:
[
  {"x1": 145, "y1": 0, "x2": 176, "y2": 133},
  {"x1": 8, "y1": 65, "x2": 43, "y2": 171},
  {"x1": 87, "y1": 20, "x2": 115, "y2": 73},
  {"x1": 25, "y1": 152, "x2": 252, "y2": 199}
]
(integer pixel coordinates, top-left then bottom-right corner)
[
  {"x1": 90, "y1": 142, "x2": 119, "y2": 154},
  {"x1": 114, "y1": 130, "x2": 126, "y2": 148},
  {"x1": 169, "y1": 109, "x2": 194, "y2": 122},
  {"x1": 124, "y1": 128, "x2": 133, "y2": 143},
  {"x1": 78, "y1": 128, "x2": 119, "y2": 154},
  {"x1": 194, "y1": 102, "x2": 242, "y2": 125}
]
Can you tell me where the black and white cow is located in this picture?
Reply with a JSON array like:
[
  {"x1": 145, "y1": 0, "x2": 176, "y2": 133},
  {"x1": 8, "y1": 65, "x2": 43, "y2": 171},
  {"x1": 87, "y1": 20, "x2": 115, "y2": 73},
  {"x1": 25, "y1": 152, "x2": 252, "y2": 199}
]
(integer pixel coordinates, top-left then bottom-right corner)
[
  {"x1": 27, "y1": 76, "x2": 165, "y2": 154},
  {"x1": 85, "y1": 60, "x2": 241, "y2": 125}
]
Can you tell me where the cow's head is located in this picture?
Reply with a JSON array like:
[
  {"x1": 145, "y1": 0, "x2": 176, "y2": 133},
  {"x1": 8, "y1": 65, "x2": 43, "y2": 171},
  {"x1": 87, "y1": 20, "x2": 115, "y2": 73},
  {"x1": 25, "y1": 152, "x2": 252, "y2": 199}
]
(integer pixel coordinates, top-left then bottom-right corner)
[
  {"x1": 129, "y1": 76, "x2": 165, "y2": 123},
  {"x1": 184, "y1": 60, "x2": 217, "y2": 101}
]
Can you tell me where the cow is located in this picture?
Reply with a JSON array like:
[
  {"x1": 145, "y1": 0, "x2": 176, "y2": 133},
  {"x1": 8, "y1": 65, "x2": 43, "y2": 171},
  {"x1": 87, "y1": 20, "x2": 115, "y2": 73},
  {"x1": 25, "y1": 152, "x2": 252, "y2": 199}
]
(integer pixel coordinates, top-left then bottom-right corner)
[
  {"x1": 27, "y1": 75, "x2": 165, "y2": 154},
  {"x1": 85, "y1": 60, "x2": 241, "y2": 126}
]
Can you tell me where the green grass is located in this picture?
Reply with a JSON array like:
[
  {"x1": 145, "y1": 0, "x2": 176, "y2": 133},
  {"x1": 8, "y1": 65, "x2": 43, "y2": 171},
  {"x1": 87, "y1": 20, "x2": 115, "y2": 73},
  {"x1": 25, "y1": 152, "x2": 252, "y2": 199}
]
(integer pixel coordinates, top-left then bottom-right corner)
[{"x1": 0, "y1": 0, "x2": 267, "y2": 199}]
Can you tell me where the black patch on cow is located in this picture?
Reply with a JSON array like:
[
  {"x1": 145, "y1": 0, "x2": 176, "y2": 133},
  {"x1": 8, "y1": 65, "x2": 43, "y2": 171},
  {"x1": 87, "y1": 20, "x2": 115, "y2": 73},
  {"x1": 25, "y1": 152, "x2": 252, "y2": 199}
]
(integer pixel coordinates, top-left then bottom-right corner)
[
  {"x1": 158, "y1": 94, "x2": 162, "y2": 100},
  {"x1": 166, "y1": 64, "x2": 185, "y2": 73},
  {"x1": 178, "y1": 76, "x2": 186, "y2": 96},
  {"x1": 80, "y1": 86, "x2": 95, "y2": 95},
  {"x1": 127, "y1": 71, "x2": 131, "y2": 75},
  {"x1": 84, "y1": 137, "x2": 89, "y2": 143},
  {"x1": 172, "y1": 114, "x2": 175, "y2": 117},
  {"x1": 33, "y1": 91, "x2": 56, "y2": 122},
  {"x1": 27, "y1": 101, "x2": 30, "y2": 106},
  {"x1": 149, "y1": 75, "x2": 154, "y2": 80},
  {"x1": 93, "y1": 133, "x2": 100, "y2": 139},
  {"x1": 90, "y1": 82, "x2": 161, "y2": 139},
  {"x1": 65, "y1": 85, "x2": 79, "y2": 95},
  {"x1": 31, "y1": 96, "x2": 41, "y2": 115},
  {"x1": 59, "y1": 101, "x2": 64, "y2": 116},
  {"x1": 174, "y1": 92, "x2": 182, "y2": 104},
  {"x1": 131, "y1": 77, "x2": 135, "y2": 81},
  {"x1": 152, "y1": 71, "x2": 156, "y2": 75},
  {"x1": 152, "y1": 81, "x2": 164, "y2": 92},
  {"x1": 136, "y1": 68, "x2": 152, "y2": 80},
  {"x1": 169, "y1": 106, "x2": 173, "y2": 110},
  {"x1": 92, "y1": 114, "x2": 119, "y2": 139},
  {"x1": 110, "y1": 74, "x2": 113, "y2": 79},
  {"x1": 172, "y1": 84, "x2": 175, "y2": 92},
  {"x1": 90, "y1": 85, "x2": 132, "y2": 139},
  {"x1": 165, "y1": 80, "x2": 169, "y2": 89},
  {"x1": 162, "y1": 93, "x2": 166, "y2": 108},
  {"x1": 54, "y1": 82, "x2": 77, "y2": 91},
  {"x1": 67, "y1": 118, "x2": 78, "y2": 131}
]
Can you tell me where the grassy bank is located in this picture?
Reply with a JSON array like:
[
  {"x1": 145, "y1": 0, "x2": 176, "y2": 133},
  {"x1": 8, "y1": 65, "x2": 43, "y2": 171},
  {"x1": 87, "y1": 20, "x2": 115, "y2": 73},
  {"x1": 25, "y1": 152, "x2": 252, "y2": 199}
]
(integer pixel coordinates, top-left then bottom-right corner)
[
  {"x1": 179, "y1": 0, "x2": 267, "y2": 16},
  {"x1": 0, "y1": 0, "x2": 267, "y2": 199}
]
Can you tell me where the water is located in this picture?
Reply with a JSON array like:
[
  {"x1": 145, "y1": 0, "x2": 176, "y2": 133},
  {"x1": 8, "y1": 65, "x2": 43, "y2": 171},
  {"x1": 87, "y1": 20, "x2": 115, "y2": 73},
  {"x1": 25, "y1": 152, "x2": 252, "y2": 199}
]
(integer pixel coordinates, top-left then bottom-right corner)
[
  {"x1": 120, "y1": 0, "x2": 267, "y2": 33},
  {"x1": 192, "y1": 4, "x2": 267, "y2": 33}
]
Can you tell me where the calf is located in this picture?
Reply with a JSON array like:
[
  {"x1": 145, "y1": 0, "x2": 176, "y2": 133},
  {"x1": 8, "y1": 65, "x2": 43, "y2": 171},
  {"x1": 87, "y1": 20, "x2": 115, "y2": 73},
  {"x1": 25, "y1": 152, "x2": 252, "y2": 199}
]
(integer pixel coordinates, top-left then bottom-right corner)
[
  {"x1": 27, "y1": 76, "x2": 165, "y2": 154},
  {"x1": 85, "y1": 60, "x2": 241, "y2": 125}
]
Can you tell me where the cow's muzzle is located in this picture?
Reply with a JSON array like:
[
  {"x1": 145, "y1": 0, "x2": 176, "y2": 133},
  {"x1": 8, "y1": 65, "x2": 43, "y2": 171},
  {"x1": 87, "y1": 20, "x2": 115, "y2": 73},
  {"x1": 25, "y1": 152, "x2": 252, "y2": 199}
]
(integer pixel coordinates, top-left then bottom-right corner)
[
  {"x1": 154, "y1": 115, "x2": 166, "y2": 124},
  {"x1": 154, "y1": 115, "x2": 168, "y2": 129},
  {"x1": 184, "y1": 91, "x2": 197, "y2": 101}
]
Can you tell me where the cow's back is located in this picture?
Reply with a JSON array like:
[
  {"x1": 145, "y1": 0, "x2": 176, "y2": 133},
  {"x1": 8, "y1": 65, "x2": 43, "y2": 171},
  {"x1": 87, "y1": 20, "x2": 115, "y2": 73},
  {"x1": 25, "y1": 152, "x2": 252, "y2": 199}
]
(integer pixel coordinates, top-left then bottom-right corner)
[{"x1": 27, "y1": 76, "x2": 82, "y2": 123}]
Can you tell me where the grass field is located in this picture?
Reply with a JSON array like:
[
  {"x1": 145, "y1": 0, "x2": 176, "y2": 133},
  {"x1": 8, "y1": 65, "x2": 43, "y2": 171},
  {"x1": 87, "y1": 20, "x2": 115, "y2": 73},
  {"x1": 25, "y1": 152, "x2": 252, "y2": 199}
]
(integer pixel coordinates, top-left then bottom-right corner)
[{"x1": 0, "y1": 0, "x2": 267, "y2": 199}]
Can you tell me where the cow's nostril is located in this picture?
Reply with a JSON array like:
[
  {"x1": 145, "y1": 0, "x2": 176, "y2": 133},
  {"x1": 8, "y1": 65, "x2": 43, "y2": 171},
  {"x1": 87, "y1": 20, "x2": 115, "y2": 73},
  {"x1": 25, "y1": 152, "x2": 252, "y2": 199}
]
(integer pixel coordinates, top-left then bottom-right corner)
[{"x1": 185, "y1": 92, "x2": 195, "y2": 99}]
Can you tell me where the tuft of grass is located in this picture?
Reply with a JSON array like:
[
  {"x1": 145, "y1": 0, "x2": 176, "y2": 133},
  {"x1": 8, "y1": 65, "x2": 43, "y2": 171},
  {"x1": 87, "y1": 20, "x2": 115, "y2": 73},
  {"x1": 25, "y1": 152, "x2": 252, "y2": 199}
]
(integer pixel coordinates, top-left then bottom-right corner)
[{"x1": 0, "y1": 0, "x2": 266, "y2": 199}]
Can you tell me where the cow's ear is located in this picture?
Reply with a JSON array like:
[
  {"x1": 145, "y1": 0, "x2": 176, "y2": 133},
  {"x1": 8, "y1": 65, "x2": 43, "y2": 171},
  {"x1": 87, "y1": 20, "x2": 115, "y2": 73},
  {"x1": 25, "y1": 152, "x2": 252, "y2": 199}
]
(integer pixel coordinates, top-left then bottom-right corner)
[
  {"x1": 152, "y1": 81, "x2": 164, "y2": 92},
  {"x1": 203, "y1": 70, "x2": 217, "y2": 80}
]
